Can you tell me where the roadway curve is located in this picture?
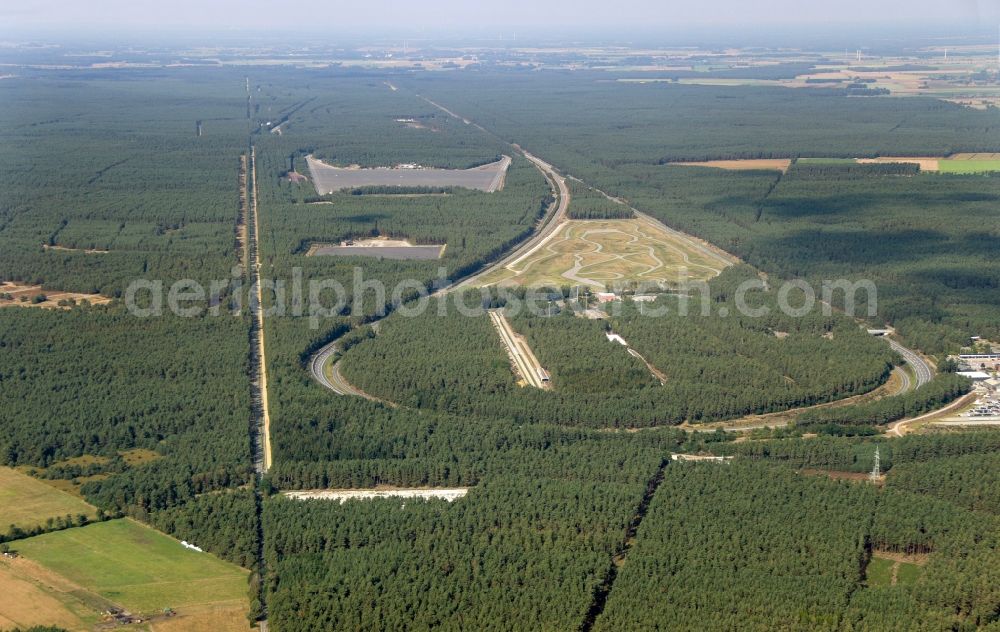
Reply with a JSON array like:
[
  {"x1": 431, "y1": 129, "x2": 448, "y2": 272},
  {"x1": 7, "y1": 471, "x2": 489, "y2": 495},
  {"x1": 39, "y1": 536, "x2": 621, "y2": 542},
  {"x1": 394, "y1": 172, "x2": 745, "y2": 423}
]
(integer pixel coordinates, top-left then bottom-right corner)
[{"x1": 886, "y1": 337, "x2": 933, "y2": 389}]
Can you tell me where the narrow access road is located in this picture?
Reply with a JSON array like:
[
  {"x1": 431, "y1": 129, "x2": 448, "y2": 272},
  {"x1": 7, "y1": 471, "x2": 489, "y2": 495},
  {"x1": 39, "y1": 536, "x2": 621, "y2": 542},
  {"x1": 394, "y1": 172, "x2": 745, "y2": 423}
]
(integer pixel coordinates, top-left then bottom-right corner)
[
  {"x1": 886, "y1": 391, "x2": 979, "y2": 437},
  {"x1": 627, "y1": 348, "x2": 668, "y2": 385}
]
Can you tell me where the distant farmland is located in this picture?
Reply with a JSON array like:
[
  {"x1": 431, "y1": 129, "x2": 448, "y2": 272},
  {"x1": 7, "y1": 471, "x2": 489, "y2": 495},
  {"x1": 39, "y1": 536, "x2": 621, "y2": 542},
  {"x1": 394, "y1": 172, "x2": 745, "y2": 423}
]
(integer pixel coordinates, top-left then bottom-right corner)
[
  {"x1": 306, "y1": 154, "x2": 510, "y2": 194},
  {"x1": 15, "y1": 519, "x2": 248, "y2": 618},
  {"x1": 0, "y1": 467, "x2": 97, "y2": 531}
]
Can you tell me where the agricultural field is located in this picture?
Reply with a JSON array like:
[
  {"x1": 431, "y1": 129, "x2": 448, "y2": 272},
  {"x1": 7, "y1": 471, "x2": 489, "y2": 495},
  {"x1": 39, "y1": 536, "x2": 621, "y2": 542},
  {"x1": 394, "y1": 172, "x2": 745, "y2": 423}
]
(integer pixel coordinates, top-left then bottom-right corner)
[
  {"x1": 937, "y1": 157, "x2": 1000, "y2": 173},
  {"x1": 14, "y1": 519, "x2": 249, "y2": 619},
  {"x1": 0, "y1": 555, "x2": 103, "y2": 630},
  {"x1": 0, "y1": 467, "x2": 96, "y2": 532},
  {"x1": 672, "y1": 158, "x2": 791, "y2": 172},
  {"x1": 476, "y1": 217, "x2": 730, "y2": 289}
]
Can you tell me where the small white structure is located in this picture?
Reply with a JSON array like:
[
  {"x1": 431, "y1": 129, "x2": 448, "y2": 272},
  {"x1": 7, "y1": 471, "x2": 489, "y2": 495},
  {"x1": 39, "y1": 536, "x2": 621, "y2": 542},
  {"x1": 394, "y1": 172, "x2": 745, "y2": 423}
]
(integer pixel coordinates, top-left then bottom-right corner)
[
  {"x1": 958, "y1": 371, "x2": 991, "y2": 381},
  {"x1": 180, "y1": 540, "x2": 204, "y2": 552},
  {"x1": 284, "y1": 488, "x2": 470, "y2": 504},
  {"x1": 606, "y1": 332, "x2": 627, "y2": 346},
  {"x1": 671, "y1": 454, "x2": 733, "y2": 463}
]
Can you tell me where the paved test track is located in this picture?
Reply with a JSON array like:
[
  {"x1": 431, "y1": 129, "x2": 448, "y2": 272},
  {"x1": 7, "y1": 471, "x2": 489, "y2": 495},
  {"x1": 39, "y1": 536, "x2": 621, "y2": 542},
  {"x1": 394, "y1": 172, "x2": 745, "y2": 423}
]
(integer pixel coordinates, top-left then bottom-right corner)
[{"x1": 886, "y1": 337, "x2": 933, "y2": 389}]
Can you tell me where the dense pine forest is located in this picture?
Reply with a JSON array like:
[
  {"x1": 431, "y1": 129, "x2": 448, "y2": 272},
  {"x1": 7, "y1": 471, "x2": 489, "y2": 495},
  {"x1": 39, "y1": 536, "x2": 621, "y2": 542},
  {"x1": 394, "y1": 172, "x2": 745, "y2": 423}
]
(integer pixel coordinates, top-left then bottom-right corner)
[
  {"x1": 0, "y1": 72, "x2": 256, "y2": 572},
  {"x1": 595, "y1": 462, "x2": 1000, "y2": 631},
  {"x1": 338, "y1": 267, "x2": 896, "y2": 427},
  {"x1": 0, "y1": 65, "x2": 998, "y2": 631}
]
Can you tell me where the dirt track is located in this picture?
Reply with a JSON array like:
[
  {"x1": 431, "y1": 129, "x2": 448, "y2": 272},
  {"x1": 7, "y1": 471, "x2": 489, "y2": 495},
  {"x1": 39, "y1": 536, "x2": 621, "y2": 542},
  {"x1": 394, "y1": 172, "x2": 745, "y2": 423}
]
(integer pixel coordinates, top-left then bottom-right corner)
[{"x1": 247, "y1": 148, "x2": 272, "y2": 473}]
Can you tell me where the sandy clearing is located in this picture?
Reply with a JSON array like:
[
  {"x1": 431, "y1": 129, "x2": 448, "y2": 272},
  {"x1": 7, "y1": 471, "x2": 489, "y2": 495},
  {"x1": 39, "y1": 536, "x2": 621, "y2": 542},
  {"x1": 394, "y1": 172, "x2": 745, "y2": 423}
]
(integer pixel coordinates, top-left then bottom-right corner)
[
  {"x1": 42, "y1": 244, "x2": 109, "y2": 254},
  {"x1": 799, "y1": 469, "x2": 875, "y2": 482},
  {"x1": 305, "y1": 238, "x2": 445, "y2": 260},
  {"x1": 283, "y1": 488, "x2": 470, "y2": 503},
  {"x1": 931, "y1": 417, "x2": 1000, "y2": 427},
  {"x1": 0, "y1": 282, "x2": 111, "y2": 310},
  {"x1": 857, "y1": 157, "x2": 940, "y2": 171},
  {"x1": 672, "y1": 159, "x2": 792, "y2": 172}
]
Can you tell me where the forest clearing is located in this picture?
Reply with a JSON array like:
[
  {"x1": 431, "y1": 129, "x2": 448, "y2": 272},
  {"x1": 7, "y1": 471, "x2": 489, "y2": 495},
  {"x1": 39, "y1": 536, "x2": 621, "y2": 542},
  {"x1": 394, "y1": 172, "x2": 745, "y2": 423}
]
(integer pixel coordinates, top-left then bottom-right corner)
[
  {"x1": 672, "y1": 158, "x2": 792, "y2": 171},
  {"x1": 306, "y1": 237, "x2": 445, "y2": 260},
  {"x1": 673, "y1": 154, "x2": 1000, "y2": 173},
  {"x1": 0, "y1": 282, "x2": 111, "y2": 309}
]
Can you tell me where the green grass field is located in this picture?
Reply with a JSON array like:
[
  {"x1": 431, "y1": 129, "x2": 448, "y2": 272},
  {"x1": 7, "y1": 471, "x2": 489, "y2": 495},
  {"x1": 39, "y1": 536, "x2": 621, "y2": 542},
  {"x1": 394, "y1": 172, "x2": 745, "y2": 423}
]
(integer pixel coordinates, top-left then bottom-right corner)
[
  {"x1": 866, "y1": 557, "x2": 895, "y2": 586},
  {"x1": 15, "y1": 519, "x2": 248, "y2": 614},
  {"x1": 938, "y1": 160, "x2": 1000, "y2": 173},
  {"x1": 895, "y1": 561, "x2": 923, "y2": 585},
  {"x1": 867, "y1": 556, "x2": 924, "y2": 587},
  {"x1": 0, "y1": 467, "x2": 97, "y2": 531}
]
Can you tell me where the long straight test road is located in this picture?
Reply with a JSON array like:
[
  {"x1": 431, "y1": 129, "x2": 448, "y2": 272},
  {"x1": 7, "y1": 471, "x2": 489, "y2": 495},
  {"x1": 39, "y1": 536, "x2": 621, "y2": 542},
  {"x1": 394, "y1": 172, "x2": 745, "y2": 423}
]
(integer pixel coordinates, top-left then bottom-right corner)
[{"x1": 247, "y1": 146, "x2": 272, "y2": 474}]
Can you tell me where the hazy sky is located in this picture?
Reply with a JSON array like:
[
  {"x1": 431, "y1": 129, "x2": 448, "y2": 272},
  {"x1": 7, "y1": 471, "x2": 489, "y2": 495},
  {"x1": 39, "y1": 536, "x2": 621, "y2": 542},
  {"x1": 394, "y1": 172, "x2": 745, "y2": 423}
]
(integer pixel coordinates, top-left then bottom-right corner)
[{"x1": 3, "y1": 0, "x2": 999, "y2": 33}]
